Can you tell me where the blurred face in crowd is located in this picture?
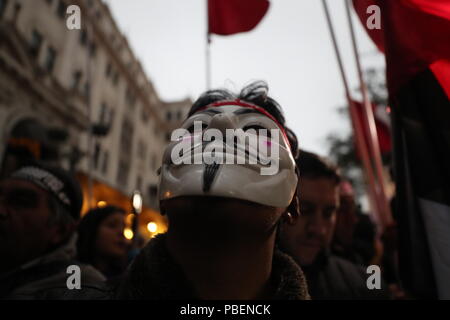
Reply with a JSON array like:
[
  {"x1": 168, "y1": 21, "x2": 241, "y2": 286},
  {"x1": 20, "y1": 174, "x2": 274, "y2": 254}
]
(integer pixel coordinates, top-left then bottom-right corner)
[
  {"x1": 0, "y1": 179, "x2": 64, "y2": 272},
  {"x1": 280, "y1": 177, "x2": 339, "y2": 266},
  {"x1": 95, "y1": 212, "x2": 127, "y2": 260},
  {"x1": 334, "y1": 192, "x2": 358, "y2": 247}
]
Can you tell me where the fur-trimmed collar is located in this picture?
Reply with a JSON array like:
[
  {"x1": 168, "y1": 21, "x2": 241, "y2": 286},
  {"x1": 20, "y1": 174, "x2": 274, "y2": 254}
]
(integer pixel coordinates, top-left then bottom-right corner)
[{"x1": 118, "y1": 233, "x2": 310, "y2": 300}]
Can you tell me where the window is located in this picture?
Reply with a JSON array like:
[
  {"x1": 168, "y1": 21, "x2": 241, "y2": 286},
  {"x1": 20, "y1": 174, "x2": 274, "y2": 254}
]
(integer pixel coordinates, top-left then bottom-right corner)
[
  {"x1": 45, "y1": 46, "x2": 56, "y2": 73},
  {"x1": 137, "y1": 139, "x2": 146, "y2": 161},
  {"x1": 166, "y1": 111, "x2": 172, "y2": 121},
  {"x1": 93, "y1": 142, "x2": 100, "y2": 169},
  {"x1": 177, "y1": 110, "x2": 182, "y2": 120},
  {"x1": 57, "y1": 0, "x2": 66, "y2": 19},
  {"x1": 112, "y1": 72, "x2": 119, "y2": 86},
  {"x1": 29, "y1": 29, "x2": 43, "y2": 58},
  {"x1": 89, "y1": 43, "x2": 96, "y2": 57},
  {"x1": 116, "y1": 117, "x2": 134, "y2": 187},
  {"x1": 71, "y1": 70, "x2": 82, "y2": 90},
  {"x1": 105, "y1": 63, "x2": 112, "y2": 78},
  {"x1": 110, "y1": 34, "x2": 115, "y2": 46},
  {"x1": 119, "y1": 118, "x2": 133, "y2": 154},
  {"x1": 141, "y1": 107, "x2": 150, "y2": 123},
  {"x1": 101, "y1": 151, "x2": 109, "y2": 174},
  {"x1": 151, "y1": 154, "x2": 158, "y2": 171},
  {"x1": 99, "y1": 103, "x2": 114, "y2": 125},
  {"x1": 117, "y1": 159, "x2": 129, "y2": 187},
  {"x1": 109, "y1": 110, "x2": 115, "y2": 127},
  {"x1": 99, "y1": 103, "x2": 108, "y2": 123},
  {"x1": 84, "y1": 81, "x2": 90, "y2": 99},
  {"x1": 125, "y1": 88, "x2": 136, "y2": 108},
  {"x1": 80, "y1": 30, "x2": 88, "y2": 46},
  {"x1": 148, "y1": 184, "x2": 157, "y2": 202}
]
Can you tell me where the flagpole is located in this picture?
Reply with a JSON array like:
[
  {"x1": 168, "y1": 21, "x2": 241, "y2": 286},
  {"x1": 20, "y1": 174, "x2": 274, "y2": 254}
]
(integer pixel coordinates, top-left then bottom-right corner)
[
  {"x1": 206, "y1": 0, "x2": 211, "y2": 90},
  {"x1": 321, "y1": 0, "x2": 382, "y2": 224},
  {"x1": 86, "y1": 16, "x2": 94, "y2": 210},
  {"x1": 206, "y1": 34, "x2": 211, "y2": 90},
  {"x1": 344, "y1": 0, "x2": 393, "y2": 227}
]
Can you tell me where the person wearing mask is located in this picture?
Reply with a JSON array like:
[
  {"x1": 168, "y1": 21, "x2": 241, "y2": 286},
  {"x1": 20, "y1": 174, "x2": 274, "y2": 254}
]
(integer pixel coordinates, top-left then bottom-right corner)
[{"x1": 117, "y1": 81, "x2": 310, "y2": 300}]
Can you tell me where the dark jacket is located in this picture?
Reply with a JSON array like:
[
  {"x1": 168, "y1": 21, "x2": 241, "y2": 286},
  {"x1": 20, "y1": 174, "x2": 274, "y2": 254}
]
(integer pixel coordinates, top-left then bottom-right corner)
[
  {"x1": 117, "y1": 233, "x2": 310, "y2": 300},
  {"x1": 0, "y1": 235, "x2": 109, "y2": 300},
  {"x1": 302, "y1": 250, "x2": 389, "y2": 300}
]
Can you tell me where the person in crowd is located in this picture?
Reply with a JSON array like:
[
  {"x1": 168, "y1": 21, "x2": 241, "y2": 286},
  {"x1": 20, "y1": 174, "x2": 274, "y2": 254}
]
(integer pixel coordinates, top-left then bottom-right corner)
[
  {"x1": 332, "y1": 180, "x2": 359, "y2": 262},
  {"x1": 77, "y1": 205, "x2": 129, "y2": 281},
  {"x1": 117, "y1": 81, "x2": 310, "y2": 300},
  {"x1": 279, "y1": 150, "x2": 389, "y2": 299},
  {"x1": 332, "y1": 180, "x2": 379, "y2": 266},
  {"x1": 0, "y1": 163, "x2": 106, "y2": 299}
]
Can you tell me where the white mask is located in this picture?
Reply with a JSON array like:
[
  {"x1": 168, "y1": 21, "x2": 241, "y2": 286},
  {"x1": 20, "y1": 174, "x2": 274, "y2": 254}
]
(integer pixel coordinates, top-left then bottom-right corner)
[{"x1": 159, "y1": 100, "x2": 298, "y2": 208}]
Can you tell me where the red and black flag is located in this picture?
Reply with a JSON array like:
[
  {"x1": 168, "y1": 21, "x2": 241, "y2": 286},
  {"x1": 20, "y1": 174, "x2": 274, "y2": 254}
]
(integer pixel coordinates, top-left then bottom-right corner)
[
  {"x1": 353, "y1": 0, "x2": 450, "y2": 299},
  {"x1": 353, "y1": 0, "x2": 450, "y2": 97}
]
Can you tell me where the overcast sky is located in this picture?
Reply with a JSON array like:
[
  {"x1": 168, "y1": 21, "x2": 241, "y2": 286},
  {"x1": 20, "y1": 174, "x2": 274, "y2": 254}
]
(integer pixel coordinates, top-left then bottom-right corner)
[{"x1": 105, "y1": 0, "x2": 385, "y2": 156}]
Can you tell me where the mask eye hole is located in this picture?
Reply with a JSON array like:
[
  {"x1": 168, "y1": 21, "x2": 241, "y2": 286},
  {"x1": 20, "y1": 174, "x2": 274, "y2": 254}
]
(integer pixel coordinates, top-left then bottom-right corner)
[
  {"x1": 243, "y1": 125, "x2": 271, "y2": 137},
  {"x1": 187, "y1": 122, "x2": 208, "y2": 133}
]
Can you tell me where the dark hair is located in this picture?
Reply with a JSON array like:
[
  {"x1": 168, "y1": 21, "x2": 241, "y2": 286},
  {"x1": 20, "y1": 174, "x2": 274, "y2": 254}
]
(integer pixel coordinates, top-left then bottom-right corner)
[
  {"x1": 76, "y1": 205, "x2": 125, "y2": 264},
  {"x1": 11, "y1": 161, "x2": 83, "y2": 220},
  {"x1": 188, "y1": 81, "x2": 298, "y2": 155},
  {"x1": 296, "y1": 150, "x2": 341, "y2": 185}
]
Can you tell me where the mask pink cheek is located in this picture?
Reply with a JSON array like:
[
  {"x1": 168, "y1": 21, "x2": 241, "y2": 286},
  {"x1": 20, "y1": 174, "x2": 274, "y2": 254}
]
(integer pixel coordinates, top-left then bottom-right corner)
[{"x1": 182, "y1": 135, "x2": 193, "y2": 142}]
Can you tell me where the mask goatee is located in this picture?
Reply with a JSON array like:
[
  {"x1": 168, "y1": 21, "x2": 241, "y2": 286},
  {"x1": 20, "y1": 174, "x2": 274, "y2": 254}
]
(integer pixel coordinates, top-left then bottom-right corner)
[{"x1": 203, "y1": 162, "x2": 220, "y2": 193}]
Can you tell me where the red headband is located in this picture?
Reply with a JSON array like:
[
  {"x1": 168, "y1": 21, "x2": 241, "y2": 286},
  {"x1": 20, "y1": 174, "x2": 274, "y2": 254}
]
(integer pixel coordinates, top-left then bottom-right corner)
[{"x1": 197, "y1": 99, "x2": 291, "y2": 149}]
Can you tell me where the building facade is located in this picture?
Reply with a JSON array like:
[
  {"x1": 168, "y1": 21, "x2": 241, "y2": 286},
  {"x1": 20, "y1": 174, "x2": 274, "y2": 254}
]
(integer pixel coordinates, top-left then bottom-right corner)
[{"x1": 0, "y1": 0, "x2": 192, "y2": 238}]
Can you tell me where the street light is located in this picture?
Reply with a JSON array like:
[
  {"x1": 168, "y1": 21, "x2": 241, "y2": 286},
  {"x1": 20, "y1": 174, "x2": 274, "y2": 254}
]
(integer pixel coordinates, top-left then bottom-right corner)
[
  {"x1": 147, "y1": 222, "x2": 157, "y2": 233},
  {"x1": 97, "y1": 200, "x2": 107, "y2": 208},
  {"x1": 130, "y1": 190, "x2": 143, "y2": 245},
  {"x1": 132, "y1": 190, "x2": 143, "y2": 215},
  {"x1": 123, "y1": 228, "x2": 134, "y2": 240}
]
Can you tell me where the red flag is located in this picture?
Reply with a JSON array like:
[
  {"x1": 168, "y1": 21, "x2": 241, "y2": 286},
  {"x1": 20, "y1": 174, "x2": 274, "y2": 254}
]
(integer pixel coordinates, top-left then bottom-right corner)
[
  {"x1": 403, "y1": 0, "x2": 450, "y2": 21},
  {"x1": 208, "y1": 0, "x2": 270, "y2": 36},
  {"x1": 430, "y1": 59, "x2": 450, "y2": 100},
  {"x1": 353, "y1": 100, "x2": 392, "y2": 155},
  {"x1": 352, "y1": 0, "x2": 450, "y2": 97},
  {"x1": 352, "y1": 0, "x2": 385, "y2": 52}
]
